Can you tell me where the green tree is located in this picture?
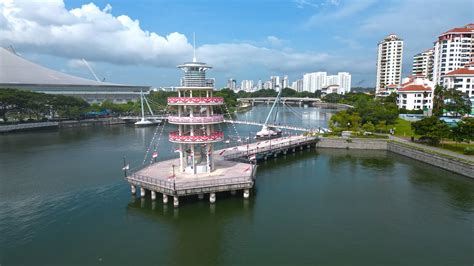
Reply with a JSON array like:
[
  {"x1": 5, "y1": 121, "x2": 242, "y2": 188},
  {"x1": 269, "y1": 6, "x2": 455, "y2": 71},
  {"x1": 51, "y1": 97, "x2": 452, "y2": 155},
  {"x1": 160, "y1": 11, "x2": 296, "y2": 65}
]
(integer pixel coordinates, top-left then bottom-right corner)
[
  {"x1": 329, "y1": 110, "x2": 361, "y2": 132},
  {"x1": 362, "y1": 121, "x2": 375, "y2": 132},
  {"x1": 451, "y1": 117, "x2": 474, "y2": 143},
  {"x1": 324, "y1": 93, "x2": 342, "y2": 103},
  {"x1": 432, "y1": 85, "x2": 445, "y2": 117},
  {"x1": 443, "y1": 88, "x2": 471, "y2": 117},
  {"x1": 411, "y1": 116, "x2": 450, "y2": 145}
]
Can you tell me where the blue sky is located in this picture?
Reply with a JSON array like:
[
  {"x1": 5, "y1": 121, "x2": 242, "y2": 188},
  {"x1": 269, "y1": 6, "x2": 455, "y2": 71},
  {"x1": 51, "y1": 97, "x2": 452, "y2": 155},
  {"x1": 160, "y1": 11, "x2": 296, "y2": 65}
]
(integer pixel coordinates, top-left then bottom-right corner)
[{"x1": 1, "y1": 0, "x2": 473, "y2": 88}]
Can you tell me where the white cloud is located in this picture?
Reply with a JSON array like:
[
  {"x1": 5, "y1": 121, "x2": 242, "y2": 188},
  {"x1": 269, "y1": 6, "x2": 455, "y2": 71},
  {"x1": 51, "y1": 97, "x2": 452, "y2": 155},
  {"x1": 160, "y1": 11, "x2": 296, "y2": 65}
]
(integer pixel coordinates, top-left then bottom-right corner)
[
  {"x1": 0, "y1": 0, "x2": 192, "y2": 67},
  {"x1": 0, "y1": 0, "x2": 353, "y2": 77}
]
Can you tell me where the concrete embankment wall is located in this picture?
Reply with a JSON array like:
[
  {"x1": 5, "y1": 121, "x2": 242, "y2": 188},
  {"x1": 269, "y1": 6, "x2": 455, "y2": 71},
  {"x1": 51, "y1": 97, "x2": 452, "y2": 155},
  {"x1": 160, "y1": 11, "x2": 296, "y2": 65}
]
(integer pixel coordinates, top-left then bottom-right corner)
[
  {"x1": 59, "y1": 118, "x2": 125, "y2": 128},
  {"x1": 316, "y1": 137, "x2": 473, "y2": 178},
  {"x1": 387, "y1": 141, "x2": 474, "y2": 179},
  {"x1": 316, "y1": 138, "x2": 388, "y2": 150}
]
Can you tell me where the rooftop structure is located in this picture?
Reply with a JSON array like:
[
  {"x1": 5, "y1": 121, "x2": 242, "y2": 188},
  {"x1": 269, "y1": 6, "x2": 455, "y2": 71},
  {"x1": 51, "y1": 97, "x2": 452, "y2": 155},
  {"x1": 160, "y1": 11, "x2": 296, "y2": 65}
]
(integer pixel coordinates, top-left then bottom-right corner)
[{"x1": 0, "y1": 47, "x2": 149, "y2": 103}]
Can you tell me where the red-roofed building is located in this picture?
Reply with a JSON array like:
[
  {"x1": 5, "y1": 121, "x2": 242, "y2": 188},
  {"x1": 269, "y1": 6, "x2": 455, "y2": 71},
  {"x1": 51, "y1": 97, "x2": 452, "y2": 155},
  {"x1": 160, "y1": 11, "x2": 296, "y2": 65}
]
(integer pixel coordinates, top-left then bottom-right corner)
[
  {"x1": 433, "y1": 23, "x2": 474, "y2": 84},
  {"x1": 396, "y1": 77, "x2": 434, "y2": 110},
  {"x1": 442, "y1": 64, "x2": 474, "y2": 98}
]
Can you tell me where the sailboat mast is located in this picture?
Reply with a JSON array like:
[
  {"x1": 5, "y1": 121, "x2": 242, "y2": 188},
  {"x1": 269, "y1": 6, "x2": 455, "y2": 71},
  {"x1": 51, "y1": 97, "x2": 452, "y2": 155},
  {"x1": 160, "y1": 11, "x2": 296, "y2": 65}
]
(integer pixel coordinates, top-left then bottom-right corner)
[
  {"x1": 140, "y1": 90, "x2": 145, "y2": 120},
  {"x1": 263, "y1": 88, "x2": 282, "y2": 126}
]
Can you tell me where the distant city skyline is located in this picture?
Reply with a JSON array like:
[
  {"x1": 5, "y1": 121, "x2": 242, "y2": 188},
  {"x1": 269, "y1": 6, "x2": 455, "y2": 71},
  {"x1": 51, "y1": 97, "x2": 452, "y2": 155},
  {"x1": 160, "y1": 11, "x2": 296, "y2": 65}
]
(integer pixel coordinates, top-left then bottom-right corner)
[{"x1": 0, "y1": 0, "x2": 472, "y2": 88}]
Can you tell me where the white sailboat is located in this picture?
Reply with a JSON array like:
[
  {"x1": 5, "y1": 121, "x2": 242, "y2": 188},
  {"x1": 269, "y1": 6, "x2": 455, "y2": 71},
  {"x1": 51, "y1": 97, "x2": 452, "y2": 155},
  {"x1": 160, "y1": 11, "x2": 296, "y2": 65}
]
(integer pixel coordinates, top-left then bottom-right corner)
[
  {"x1": 135, "y1": 90, "x2": 160, "y2": 127},
  {"x1": 256, "y1": 88, "x2": 282, "y2": 139}
]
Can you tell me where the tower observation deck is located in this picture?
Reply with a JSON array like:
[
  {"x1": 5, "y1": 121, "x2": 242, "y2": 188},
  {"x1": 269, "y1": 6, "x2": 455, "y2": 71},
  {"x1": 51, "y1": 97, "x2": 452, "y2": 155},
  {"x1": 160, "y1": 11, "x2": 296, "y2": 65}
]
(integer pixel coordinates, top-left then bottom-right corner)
[{"x1": 168, "y1": 60, "x2": 224, "y2": 174}]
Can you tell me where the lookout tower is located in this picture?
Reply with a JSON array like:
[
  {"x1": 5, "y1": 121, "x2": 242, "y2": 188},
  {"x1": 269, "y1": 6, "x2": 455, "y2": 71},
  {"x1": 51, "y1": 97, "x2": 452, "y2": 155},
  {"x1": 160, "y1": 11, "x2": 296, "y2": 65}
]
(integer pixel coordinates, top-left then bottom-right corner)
[{"x1": 167, "y1": 59, "x2": 224, "y2": 174}]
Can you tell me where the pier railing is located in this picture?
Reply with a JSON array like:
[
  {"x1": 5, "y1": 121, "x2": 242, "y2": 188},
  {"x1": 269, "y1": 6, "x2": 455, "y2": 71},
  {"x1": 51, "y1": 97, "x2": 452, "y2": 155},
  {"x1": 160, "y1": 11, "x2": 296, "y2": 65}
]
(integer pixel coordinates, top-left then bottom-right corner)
[
  {"x1": 127, "y1": 165, "x2": 255, "y2": 192},
  {"x1": 222, "y1": 136, "x2": 318, "y2": 160}
]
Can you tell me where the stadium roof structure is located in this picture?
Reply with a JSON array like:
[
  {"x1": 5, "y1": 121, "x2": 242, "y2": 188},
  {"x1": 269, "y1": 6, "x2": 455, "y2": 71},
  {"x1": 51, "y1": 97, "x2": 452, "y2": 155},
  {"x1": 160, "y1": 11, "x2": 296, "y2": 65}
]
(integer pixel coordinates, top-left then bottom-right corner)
[
  {"x1": 0, "y1": 47, "x2": 147, "y2": 88},
  {"x1": 0, "y1": 47, "x2": 149, "y2": 103}
]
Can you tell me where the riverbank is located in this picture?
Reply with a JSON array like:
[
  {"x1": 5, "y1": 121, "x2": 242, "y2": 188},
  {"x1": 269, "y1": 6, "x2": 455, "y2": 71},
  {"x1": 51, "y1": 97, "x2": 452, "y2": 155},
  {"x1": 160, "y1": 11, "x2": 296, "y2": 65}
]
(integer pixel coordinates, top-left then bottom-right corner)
[{"x1": 316, "y1": 137, "x2": 473, "y2": 178}]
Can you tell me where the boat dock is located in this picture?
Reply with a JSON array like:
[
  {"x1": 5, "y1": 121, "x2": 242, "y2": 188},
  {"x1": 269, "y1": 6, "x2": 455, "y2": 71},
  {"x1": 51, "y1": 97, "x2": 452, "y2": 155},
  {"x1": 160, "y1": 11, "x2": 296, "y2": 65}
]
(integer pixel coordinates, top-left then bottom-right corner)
[{"x1": 125, "y1": 134, "x2": 318, "y2": 207}]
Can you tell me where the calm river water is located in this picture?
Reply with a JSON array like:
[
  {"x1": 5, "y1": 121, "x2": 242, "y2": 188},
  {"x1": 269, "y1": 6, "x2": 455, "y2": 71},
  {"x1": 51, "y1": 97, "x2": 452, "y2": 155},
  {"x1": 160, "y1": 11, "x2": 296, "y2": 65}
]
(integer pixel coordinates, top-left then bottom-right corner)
[{"x1": 0, "y1": 105, "x2": 473, "y2": 265}]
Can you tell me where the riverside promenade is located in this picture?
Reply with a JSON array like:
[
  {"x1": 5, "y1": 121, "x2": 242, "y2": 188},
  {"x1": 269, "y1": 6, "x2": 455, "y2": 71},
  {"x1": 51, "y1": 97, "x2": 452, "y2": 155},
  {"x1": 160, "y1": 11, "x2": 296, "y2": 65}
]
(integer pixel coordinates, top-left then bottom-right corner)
[{"x1": 389, "y1": 136, "x2": 474, "y2": 163}]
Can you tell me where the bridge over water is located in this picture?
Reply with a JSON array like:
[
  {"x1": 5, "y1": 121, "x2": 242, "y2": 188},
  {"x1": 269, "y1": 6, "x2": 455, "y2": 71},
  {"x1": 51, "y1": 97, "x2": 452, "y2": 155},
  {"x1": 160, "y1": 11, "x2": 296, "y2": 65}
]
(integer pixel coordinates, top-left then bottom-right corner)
[{"x1": 237, "y1": 97, "x2": 352, "y2": 109}]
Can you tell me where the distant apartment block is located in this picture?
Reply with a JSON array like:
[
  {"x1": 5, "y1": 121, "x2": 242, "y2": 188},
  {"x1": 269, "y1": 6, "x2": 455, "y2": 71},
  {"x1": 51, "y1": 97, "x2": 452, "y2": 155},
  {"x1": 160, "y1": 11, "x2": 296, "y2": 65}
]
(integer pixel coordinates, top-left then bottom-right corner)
[
  {"x1": 302, "y1": 72, "x2": 351, "y2": 94},
  {"x1": 227, "y1": 78, "x2": 237, "y2": 91},
  {"x1": 412, "y1": 48, "x2": 434, "y2": 80},
  {"x1": 376, "y1": 34, "x2": 404, "y2": 93},
  {"x1": 240, "y1": 80, "x2": 254, "y2": 92},
  {"x1": 433, "y1": 24, "x2": 474, "y2": 85},
  {"x1": 291, "y1": 79, "x2": 303, "y2": 92}
]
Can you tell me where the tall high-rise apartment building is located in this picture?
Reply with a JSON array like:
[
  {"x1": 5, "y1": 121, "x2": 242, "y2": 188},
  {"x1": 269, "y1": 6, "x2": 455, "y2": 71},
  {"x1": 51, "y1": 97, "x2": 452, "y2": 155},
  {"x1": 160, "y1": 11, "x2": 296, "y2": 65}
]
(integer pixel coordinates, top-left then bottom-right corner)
[
  {"x1": 270, "y1": 76, "x2": 281, "y2": 91},
  {"x1": 433, "y1": 24, "x2": 474, "y2": 85},
  {"x1": 240, "y1": 80, "x2": 254, "y2": 92},
  {"x1": 412, "y1": 48, "x2": 434, "y2": 80},
  {"x1": 291, "y1": 79, "x2": 303, "y2": 92},
  {"x1": 282, "y1": 75, "x2": 289, "y2": 89},
  {"x1": 303, "y1": 72, "x2": 327, "y2": 92},
  {"x1": 227, "y1": 78, "x2": 237, "y2": 91},
  {"x1": 376, "y1": 34, "x2": 404, "y2": 93}
]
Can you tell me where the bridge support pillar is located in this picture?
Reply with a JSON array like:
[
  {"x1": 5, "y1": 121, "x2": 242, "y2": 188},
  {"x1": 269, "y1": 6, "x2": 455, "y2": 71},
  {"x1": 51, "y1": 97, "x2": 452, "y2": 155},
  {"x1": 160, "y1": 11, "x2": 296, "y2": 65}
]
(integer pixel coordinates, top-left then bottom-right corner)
[
  {"x1": 130, "y1": 185, "x2": 136, "y2": 195},
  {"x1": 151, "y1": 191, "x2": 156, "y2": 201},
  {"x1": 283, "y1": 150, "x2": 287, "y2": 155},
  {"x1": 274, "y1": 153, "x2": 278, "y2": 158},
  {"x1": 140, "y1": 187, "x2": 146, "y2": 198},
  {"x1": 230, "y1": 190, "x2": 237, "y2": 196},
  {"x1": 173, "y1": 196, "x2": 179, "y2": 208},
  {"x1": 163, "y1": 194, "x2": 169, "y2": 204},
  {"x1": 209, "y1": 193, "x2": 216, "y2": 203},
  {"x1": 198, "y1": 194, "x2": 204, "y2": 200},
  {"x1": 243, "y1": 189, "x2": 250, "y2": 199}
]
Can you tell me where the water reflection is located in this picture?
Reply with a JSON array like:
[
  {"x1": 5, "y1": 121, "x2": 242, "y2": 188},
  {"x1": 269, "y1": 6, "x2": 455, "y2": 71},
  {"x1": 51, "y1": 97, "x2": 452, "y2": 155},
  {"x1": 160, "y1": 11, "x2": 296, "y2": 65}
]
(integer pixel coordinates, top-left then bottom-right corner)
[{"x1": 126, "y1": 193, "x2": 255, "y2": 265}]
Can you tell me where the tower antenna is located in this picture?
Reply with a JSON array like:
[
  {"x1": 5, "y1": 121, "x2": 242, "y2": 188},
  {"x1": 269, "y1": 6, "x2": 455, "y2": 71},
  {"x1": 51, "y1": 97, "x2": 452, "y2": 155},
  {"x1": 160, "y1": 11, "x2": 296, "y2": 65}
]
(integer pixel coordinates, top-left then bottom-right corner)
[{"x1": 192, "y1": 32, "x2": 197, "y2": 62}]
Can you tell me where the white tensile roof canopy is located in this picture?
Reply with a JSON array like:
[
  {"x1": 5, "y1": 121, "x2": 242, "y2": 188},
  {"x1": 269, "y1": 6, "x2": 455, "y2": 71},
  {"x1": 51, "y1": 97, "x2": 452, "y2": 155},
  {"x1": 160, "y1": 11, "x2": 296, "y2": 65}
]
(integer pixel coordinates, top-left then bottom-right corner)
[{"x1": 0, "y1": 47, "x2": 138, "y2": 87}]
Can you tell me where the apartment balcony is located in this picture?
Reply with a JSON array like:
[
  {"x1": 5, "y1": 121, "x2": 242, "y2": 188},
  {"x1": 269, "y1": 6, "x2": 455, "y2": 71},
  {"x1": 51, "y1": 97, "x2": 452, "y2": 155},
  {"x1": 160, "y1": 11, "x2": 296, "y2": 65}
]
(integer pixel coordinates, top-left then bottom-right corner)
[
  {"x1": 168, "y1": 114, "x2": 224, "y2": 125},
  {"x1": 167, "y1": 97, "x2": 224, "y2": 106},
  {"x1": 169, "y1": 131, "x2": 224, "y2": 143}
]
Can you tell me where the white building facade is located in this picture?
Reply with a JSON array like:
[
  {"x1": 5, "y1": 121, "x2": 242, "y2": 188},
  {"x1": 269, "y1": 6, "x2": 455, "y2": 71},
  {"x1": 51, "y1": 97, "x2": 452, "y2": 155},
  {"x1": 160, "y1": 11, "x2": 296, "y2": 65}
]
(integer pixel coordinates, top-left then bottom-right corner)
[
  {"x1": 396, "y1": 76, "x2": 434, "y2": 110},
  {"x1": 412, "y1": 48, "x2": 434, "y2": 80},
  {"x1": 376, "y1": 34, "x2": 404, "y2": 93},
  {"x1": 442, "y1": 63, "x2": 474, "y2": 98},
  {"x1": 302, "y1": 72, "x2": 351, "y2": 93},
  {"x1": 433, "y1": 24, "x2": 474, "y2": 85},
  {"x1": 240, "y1": 80, "x2": 254, "y2": 92}
]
